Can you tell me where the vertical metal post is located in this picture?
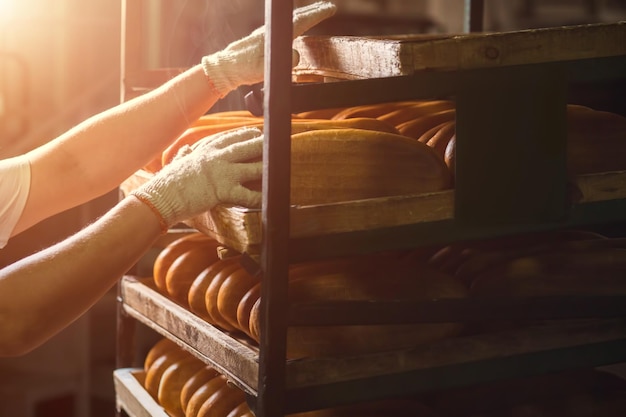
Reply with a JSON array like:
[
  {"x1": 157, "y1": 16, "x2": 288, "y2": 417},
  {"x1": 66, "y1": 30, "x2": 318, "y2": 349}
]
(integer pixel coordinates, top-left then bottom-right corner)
[
  {"x1": 257, "y1": 0, "x2": 293, "y2": 416},
  {"x1": 454, "y1": 63, "x2": 569, "y2": 227},
  {"x1": 464, "y1": 0, "x2": 484, "y2": 32}
]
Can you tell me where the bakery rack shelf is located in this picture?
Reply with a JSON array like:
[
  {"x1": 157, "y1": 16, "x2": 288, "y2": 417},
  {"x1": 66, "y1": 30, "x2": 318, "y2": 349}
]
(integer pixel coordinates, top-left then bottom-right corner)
[
  {"x1": 120, "y1": 169, "x2": 626, "y2": 261},
  {"x1": 118, "y1": 275, "x2": 626, "y2": 414},
  {"x1": 116, "y1": 1, "x2": 626, "y2": 417}
]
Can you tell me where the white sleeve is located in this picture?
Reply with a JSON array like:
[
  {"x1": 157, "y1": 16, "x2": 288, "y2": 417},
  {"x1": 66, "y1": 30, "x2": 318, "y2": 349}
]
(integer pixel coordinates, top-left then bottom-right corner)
[{"x1": 0, "y1": 156, "x2": 31, "y2": 248}]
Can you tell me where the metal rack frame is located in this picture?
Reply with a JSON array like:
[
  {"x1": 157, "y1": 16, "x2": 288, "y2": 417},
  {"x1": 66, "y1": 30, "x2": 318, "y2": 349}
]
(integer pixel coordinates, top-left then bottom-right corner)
[{"x1": 116, "y1": 1, "x2": 626, "y2": 416}]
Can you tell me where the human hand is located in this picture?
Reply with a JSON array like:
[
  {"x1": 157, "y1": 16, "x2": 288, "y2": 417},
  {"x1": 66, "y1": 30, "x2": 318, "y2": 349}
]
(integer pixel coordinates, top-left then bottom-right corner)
[
  {"x1": 131, "y1": 127, "x2": 263, "y2": 229},
  {"x1": 201, "y1": 1, "x2": 337, "y2": 97}
]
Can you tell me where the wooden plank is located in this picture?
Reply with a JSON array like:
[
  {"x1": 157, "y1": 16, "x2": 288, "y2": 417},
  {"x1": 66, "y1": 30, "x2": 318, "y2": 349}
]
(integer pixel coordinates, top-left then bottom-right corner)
[
  {"x1": 120, "y1": 170, "x2": 626, "y2": 255},
  {"x1": 120, "y1": 277, "x2": 259, "y2": 394},
  {"x1": 293, "y1": 21, "x2": 626, "y2": 79},
  {"x1": 114, "y1": 368, "x2": 170, "y2": 417},
  {"x1": 285, "y1": 318, "x2": 626, "y2": 388},
  {"x1": 577, "y1": 170, "x2": 626, "y2": 203},
  {"x1": 119, "y1": 280, "x2": 626, "y2": 400}
]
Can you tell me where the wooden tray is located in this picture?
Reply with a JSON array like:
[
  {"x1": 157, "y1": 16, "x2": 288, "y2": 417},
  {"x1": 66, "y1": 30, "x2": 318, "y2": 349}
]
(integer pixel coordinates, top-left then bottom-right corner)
[
  {"x1": 120, "y1": 170, "x2": 626, "y2": 256},
  {"x1": 293, "y1": 21, "x2": 626, "y2": 80},
  {"x1": 119, "y1": 276, "x2": 626, "y2": 399},
  {"x1": 114, "y1": 368, "x2": 170, "y2": 417}
]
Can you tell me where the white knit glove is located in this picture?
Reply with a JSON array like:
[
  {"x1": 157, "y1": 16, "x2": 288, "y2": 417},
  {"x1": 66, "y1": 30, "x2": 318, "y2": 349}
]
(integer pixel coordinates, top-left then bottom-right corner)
[
  {"x1": 201, "y1": 1, "x2": 337, "y2": 97},
  {"x1": 131, "y1": 127, "x2": 264, "y2": 230}
]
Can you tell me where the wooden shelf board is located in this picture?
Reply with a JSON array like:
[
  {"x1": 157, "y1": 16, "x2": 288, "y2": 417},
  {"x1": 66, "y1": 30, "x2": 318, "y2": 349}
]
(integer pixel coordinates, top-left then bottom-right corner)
[
  {"x1": 120, "y1": 277, "x2": 626, "y2": 401},
  {"x1": 120, "y1": 170, "x2": 626, "y2": 256},
  {"x1": 293, "y1": 21, "x2": 626, "y2": 80}
]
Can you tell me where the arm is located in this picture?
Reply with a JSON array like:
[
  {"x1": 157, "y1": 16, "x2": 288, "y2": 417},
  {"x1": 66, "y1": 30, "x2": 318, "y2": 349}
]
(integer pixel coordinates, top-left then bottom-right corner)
[
  {"x1": 0, "y1": 126, "x2": 265, "y2": 357},
  {"x1": 0, "y1": 196, "x2": 161, "y2": 356},
  {"x1": 17, "y1": 65, "x2": 217, "y2": 236},
  {"x1": 13, "y1": 1, "x2": 336, "y2": 237}
]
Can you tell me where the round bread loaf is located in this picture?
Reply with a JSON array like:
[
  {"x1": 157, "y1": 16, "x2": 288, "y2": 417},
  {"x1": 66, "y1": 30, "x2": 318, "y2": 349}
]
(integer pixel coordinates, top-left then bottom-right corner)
[
  {"x1": 204, "y1": 259, "x2": 244, "y2": 331},
  {"x1": 144, "y1": 338, "x2": 178, "y2": 372},
  {"x1": 218, "y1": 268, "x2": 261, "y2": 330},
  {"x1": 287, "y1": 128, "x2": 452, "y2": 205},
  {"x1": 144, "y1": 347, "x2": 188, "y2": 399},
  {"x1": 196, "y1": 382, "x2": 246, "y2": 417},
  {"x1": 153, "y1": 233, "x2": 215, "y2": 292},
  {"x1": 189, "y1": 257, "x2": 241, "y2": 322},
  {"x1": 185, "y1": 375, "x2": 228, "y2": 417},
  {"x1": 158, "y1": 355, "x2": 204, "y2": 417},
  {"x1": 180, "y1": 366, "x2": 221, "y2": 413}
]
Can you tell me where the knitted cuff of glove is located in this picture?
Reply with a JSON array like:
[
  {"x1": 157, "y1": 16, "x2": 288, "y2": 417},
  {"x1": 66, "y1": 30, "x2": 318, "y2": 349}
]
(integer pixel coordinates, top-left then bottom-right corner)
[
  {"x1": 130, "y1": 192, "x2": 169, "y2": 234},
  {"x1": 200, "y1": 56, "x2": 230, "y2": 99}
]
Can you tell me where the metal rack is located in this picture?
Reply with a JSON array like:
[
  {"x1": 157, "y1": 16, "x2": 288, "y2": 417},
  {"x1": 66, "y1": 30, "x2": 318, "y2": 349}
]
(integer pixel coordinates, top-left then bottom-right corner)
[{"x1": 116, "y1": 1, "x2": 626, "y2": 416}]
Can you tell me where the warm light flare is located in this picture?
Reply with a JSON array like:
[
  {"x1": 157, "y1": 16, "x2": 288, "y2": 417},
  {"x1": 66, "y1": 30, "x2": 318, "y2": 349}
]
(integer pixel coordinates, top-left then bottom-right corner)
[{"x1": 0, "y1": 0, "x2": 17, "y2": 22}]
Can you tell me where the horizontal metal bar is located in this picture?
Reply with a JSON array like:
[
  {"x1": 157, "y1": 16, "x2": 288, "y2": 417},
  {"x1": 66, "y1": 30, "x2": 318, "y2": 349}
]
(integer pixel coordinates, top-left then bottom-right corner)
[{"x1": 288, "y1": 296, "x2": 626, "y2": 325}]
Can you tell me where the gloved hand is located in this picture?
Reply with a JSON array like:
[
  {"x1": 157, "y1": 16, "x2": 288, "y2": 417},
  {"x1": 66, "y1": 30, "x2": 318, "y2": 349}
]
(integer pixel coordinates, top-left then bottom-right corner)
[
  {"x1": 201, "y1": 1, "x2": 337, "y2": 97},
  {"x1": 131, "y1": 127, "x2": 264, "y2": 230}
]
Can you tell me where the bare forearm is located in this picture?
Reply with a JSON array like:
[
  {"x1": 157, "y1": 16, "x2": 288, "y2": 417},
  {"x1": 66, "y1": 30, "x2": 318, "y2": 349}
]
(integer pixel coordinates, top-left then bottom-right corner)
[
  {"x1": 21, "y1": 65, "x2": 217, "y2": 230},
  {"x1": 0, "y1": 196, "x2": 161, "y2": 356}
]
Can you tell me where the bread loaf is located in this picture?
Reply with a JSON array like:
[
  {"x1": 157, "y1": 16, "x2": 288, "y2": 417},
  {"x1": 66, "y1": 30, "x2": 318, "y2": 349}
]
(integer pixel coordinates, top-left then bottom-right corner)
[
  {"x1": 165, "y1": 240, "x2": 220, "y2": 307},
  {"x1": 331, "y1": 100, "x2": 420, "y2": 120},
  {"x1": 425, "y1": 121, "x2": 456, "y2": 159},
  {"x1": 188, "y1": 257, "x2": 241, "y2": 322},
  {"x1": 158, "y1": 355, "x2": 204, "y2": 417},
  {"x1": 236, "y1": 283, "x2": 261, "y2": 338},
  {"x1": 291, "y1": 117, "x2": 400, "y2": 135},
  {"x1": 224, "y1": 402, "x2": 251, "y2": 417},
  {"x1": 144, "y1": 347, "x2": 188, "y2": 399},
  {"x1": 162, "y1": 120, "x2": 264, "y2": 166},
  {"x1": 294, "y1": 106, "x2": 347, "y2": 120},
  {"x1": 247, "y1": 255, "x2": 468, "y2": 358},
  {"x1": 567, "y1": 105, "x2": 626, "y2": 174},
  {"x1": 143, "y1": 337, "x2": 178, "y2": 372},
  {"x1": 377, "y1": 100, "x2": 455, "y2": 127},
  {"x1": 196, "y1": 381, "x2": 246, "y2": 417},
  {"x1": 470, "y1": 246, "x2": 626, "y2": 297},
  {"x1": 185, "y1": 375, "x2": 228, "y2": 417},
  {"x1": 153, "y1": 233, "x2": 215, "y2": 293},
  {"x1": 440, "y1": 104, "x2": 626, "y2": 180},
  {"x1": 270, "y1": 128, "x2": 452, "y2": 205},
  {"x1": 397, "y1": 109, "x2": 456, "y2": 140},
  {"x1": 217, "y1": 267, "x2": 261, "y2": 330},
  {"x1": 180, "y1": 365, "x2": 221, "y2": 413},
  {"x1": 204, "y1": 258, "x2": 244, "y2": 331}
]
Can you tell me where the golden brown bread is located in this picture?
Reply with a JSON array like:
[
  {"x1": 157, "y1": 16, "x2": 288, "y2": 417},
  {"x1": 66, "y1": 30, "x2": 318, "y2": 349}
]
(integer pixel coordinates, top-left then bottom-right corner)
[
  {"x1": 165, "y1": 240, "x2": 220, "y2": 307},
  {"x1": 188, "y1": 257, "x2": 242, "y2": 322},
  {"x1": 397, "y1": 108, "x2": 456, "y2": 140},
  {"x1": 217, "y1": 267, "x2": 261, "y2": 330},
  {"x1": 158, "y1": 355, "x2": 204, "y2": 417},
  {"x1": 470, "y1": 245, "x2": 626, "y2": 297},
  {"x1": 204, "y1": 258, "x2": 243, "y2": 331},
  {"x1": 247, "y1": 254, "x2": 468, "y2": 358},
  {"x1": 224, "y1": 402, "x2": 251, "y2": 417},
  {"x1": 196, "y1": 382, "x2": 247, "y2": 417},
  {"x1": 236, "y1": 283, "x2": 261, "y2": 338},
  {"x1": 185, "y1": 375, "x2": 228, "y2": 417},
  {"x1": 180, "y1": 365, "x2": 221, "y2": 414},
  {"x1": 425, "y1": 121, "x2": 456, "y2": 159},
  {"x1": 377, "y1": 100, "x2": 455, "y2": 127},
  {"x1": 566, "y1": 105, "x2": 626, "y2": 174},
  {"x1": 330, "y1": 100, "x2": 420, "y2": 120},
  {"x1": 143, "y1": 337, "x2": 178, "y2": 372},
  {"x1": 294, "y1": 106, "x2": 347, "y2": 120},
  {"x1": 152, "y1": 233, "x2": 215, "y2": 293},
  {"x1": 290, "y1": 117, "x2": 401, "y2": 135},
  {"x1": 144, "y1": 347, "x2": 188, "y2": 399},
  {"x1": 282, "y1": 128, "x2": 452, "y2": 205}
]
